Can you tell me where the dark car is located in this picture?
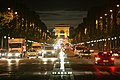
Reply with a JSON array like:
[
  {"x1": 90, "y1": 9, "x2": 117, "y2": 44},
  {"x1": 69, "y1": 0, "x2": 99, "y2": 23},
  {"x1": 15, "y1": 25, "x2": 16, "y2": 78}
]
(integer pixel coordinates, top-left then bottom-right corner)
[
  {"x1": 110, "y1": 49, "x2": 120, "y2": 59},
  {"x1": 79, "y1": 50, "x2": 92, "y2": 58},
  {"x1": 0, "y1": 49, "x2": 8, "y2": 59},
  {"x1": 95, "y1": 51, "x2": 114, "y2": 65}
]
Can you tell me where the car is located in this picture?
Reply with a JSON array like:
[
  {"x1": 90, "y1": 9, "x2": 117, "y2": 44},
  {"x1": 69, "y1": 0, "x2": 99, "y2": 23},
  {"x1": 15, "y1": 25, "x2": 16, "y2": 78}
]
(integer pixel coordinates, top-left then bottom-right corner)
[
  {"x1": 73, "y1": 46, "x2": 85, "y2": 56},
  {"x1": 95, "y1": 51, "x2": 115, "y2": 65},
  {"x1": 110, "y1": 49, "x2": 120, "y2": 59},
  {"x1": 26, "y1": 49, "x2": 38, "y2": 59},
  {"x1": 42, "y1": 46, "x2": 57, "y2": 57},
  {"x1": 7, "y1": 50, "x2": 22, "y2": 59},
  {"x1": 79, "y1": 49, "x2": 92, "y2": 58},
  {"x1": 0, "y1": 49, "x2": 8, "y2": 59}
]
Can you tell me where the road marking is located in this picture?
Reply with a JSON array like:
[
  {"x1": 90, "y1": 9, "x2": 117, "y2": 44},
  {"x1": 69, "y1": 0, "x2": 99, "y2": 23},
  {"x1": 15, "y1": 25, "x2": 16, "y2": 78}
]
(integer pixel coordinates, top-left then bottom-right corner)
[{"x1": 0, "y1": 73, "x2": 9, "y2": 76}]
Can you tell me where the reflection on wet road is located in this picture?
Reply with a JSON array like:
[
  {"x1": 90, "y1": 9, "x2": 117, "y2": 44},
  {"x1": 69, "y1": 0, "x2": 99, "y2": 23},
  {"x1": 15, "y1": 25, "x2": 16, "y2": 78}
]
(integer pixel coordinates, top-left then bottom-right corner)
[{"x1": 1, "y1": 51, "x2": 120, "y2": 80}]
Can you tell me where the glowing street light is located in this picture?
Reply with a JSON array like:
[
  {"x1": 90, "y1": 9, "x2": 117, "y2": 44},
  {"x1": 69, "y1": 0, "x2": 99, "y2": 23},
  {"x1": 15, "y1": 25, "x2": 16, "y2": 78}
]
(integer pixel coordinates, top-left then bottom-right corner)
[
  {"x1": 100, "y1": 17, "x2": 102, "y2": 19},
  {"x1": 8, "y1": 8, "x2": 11, "y2": 10},
  {"x1": 15, "y1": 12, "x2": 18, "y2": 15},
  {"x1": 104, "y1": 14, "x2": 107, "y2": 16},
  {"x1": 110, "y1": 10, "x2": 113, "y2": 12},
  {"x1": 117, "y1": 4, "x2": 119, "y2": 8}
]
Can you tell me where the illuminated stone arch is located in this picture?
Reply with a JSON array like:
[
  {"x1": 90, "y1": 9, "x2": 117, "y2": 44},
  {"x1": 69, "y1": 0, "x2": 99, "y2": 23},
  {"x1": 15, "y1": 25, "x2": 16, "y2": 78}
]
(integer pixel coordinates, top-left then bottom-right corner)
[{"x1": 55, "y1": 24, "x2": 70, "y2": 39}]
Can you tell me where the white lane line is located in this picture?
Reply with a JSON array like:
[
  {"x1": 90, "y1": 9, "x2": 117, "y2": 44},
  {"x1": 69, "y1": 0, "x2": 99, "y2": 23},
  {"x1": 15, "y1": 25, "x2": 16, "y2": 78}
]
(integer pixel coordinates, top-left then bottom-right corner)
[{"x1": 0, "y1": 73, "x2": 9, "y2": 76}]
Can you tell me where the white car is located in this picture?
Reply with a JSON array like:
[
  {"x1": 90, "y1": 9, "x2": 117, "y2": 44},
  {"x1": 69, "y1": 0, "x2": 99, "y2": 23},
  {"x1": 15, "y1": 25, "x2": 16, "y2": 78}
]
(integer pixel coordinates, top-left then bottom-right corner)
[
  {"x1": 42, "y1": 46, "x2": 57, "y2": 57},
  {"x1": 74, "y1": 46, "x2": 84, "y2": 56},
  {"x1": 8, "y1": 50, "x2": 22, "y2": 59},
  {"x1": 26, "y1": 49, "x2": 38, "y2": 59}
]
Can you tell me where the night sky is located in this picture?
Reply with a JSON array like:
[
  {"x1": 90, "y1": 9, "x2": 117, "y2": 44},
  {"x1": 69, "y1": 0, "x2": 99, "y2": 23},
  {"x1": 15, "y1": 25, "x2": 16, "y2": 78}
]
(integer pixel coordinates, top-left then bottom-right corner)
[{"x1": 17, "y1": 0, "x2": 108, "y2": 29}]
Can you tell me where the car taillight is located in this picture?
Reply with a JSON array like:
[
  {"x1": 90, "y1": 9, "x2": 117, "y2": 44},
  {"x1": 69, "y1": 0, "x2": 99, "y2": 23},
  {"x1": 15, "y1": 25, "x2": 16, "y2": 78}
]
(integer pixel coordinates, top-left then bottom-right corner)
[{"x1": 111, "y1": 57, "x2": 114, "y2": 60}]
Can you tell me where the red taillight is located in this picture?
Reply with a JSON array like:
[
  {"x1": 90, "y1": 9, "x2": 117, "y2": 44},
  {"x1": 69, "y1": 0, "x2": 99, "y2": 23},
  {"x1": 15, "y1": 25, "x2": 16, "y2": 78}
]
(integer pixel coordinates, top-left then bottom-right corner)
[{"x1": 111, "y1": 57, "x2": 114, "y2": 60}]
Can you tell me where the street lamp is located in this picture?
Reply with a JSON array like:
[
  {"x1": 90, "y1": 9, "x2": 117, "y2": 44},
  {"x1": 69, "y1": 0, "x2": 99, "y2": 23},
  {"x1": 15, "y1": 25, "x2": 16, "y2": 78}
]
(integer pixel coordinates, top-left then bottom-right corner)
[
  {"x1": 15, "y1": 12, "x2": 18, "y2": 15},
  {"x1": 100, "y1": 17, "x2": 102, "y2": 19},
  {"x1": 110, "y1": 10, "x2": 113, "y2": 12},
  {"x1": 8, "y1": 8, "x2": 11, "y2": 10},
  {"x1": 104, "y1": 14, "x2": 107, "y2": 16},
  {"x1": 117, "y1": 4, "x2": 119, "y2": 8}
]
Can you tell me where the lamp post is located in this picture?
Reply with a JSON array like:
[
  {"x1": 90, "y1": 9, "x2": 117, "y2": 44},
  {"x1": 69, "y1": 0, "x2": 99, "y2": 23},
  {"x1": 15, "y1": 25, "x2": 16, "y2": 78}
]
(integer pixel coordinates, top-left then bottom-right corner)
[{"x1": 4, "y1": 8, "x2": 18, "y2": 50}]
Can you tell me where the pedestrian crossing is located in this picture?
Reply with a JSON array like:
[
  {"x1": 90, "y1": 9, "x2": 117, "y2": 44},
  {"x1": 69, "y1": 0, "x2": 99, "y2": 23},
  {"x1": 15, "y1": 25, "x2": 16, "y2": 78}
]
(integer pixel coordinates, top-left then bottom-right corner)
[{"x1": 1, "y1": 70, "x2": 120, "y2": 76}]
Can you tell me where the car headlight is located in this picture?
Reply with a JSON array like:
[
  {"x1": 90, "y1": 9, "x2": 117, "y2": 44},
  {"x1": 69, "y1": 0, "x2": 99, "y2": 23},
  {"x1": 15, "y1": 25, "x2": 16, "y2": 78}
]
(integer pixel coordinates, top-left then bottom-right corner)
[
  {"x1": 1, "y1": 53, "x2": 5, "y2": 56},
  {"x1": 38, "y1": 51, "x2": 42, "y2": 53},
  {"x1": 41, "y1": 50, "x2": 44, "y2": 52},
  {"x1": 113, "y1": 53, "x2": 118, "y2": 56},
  {"x1": 52, "y1": 51, "x2": 55, "y2": 53},
  {"x1": 8, "y1": 53, "x2": 12, "y2": 57},
  {"x1": 15, "y1": 53, "x2": 20, "y2": 56},
  {"x1": 44, "y1": 51, "x2": 46, "y2": 53}
]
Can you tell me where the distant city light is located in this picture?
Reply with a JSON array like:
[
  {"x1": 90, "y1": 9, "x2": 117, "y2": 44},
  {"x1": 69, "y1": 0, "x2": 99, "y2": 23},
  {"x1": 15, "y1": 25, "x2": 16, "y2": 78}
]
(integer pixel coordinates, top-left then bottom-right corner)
[
  {"x1": 91, "y1": 44, "x2": 94, "y2": 47},
  {"x1": 94, "y1": 40, "x2": 96, "y2": 42},
  {"x1": 117, "y1": 4, "x2": 119, "y2": 7},
  {"x1": 4, "y1": 36, "x2": 6, "y2": 39},
  {"x1": 104, "y1": 44, "x2": 106, "y2": 47},
  {"x1": 111, "y1": 38, "x2": 114, "y2": 40},
  {"x1": 8, "y1": 37, "x2": 10, "y2": 39},
  {"x1": 12, "y1": 38, "x2": 14, "y2": 39},
  {"x1": 86, "y1": 41, "x2": 90, "y2": 44},
  {"x1": 104, "y1": 14, "x2": 107, "y2": 16},
  {"x1": 91, "y1": 41, "x2": 93, "y2": 43},
  {"x1": 104, "y1": 39, "x2": 106, "y2": 41},
  {"x1": 8, "y1": 8, "x2": 11, "y2": 10},
  {"x1": 110, "y1": 10, "x2": 112, "y2": 12},
  {"x1": 15, "y1": 12, "x2": 18, "y2": 14},
  {"x1": 100, "y1": 17, "x2": 102, "y2": 19},
  {"x1": 108, "y1": 38, "x2": 110, "y2": 40}
]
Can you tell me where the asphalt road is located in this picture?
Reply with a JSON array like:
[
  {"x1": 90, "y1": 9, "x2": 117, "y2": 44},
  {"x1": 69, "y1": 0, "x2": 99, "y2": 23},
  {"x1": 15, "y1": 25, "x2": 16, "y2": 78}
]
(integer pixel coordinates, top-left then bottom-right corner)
[{"x1": 0, "y1": 50, "x2": 120, "y2": 80}]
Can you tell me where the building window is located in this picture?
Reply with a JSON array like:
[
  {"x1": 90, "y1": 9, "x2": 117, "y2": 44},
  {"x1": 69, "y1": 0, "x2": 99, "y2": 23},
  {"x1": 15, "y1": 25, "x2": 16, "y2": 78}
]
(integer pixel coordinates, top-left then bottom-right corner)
[{"x1": 96, "y1": 20, "x2": 98, "y2": 29}]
